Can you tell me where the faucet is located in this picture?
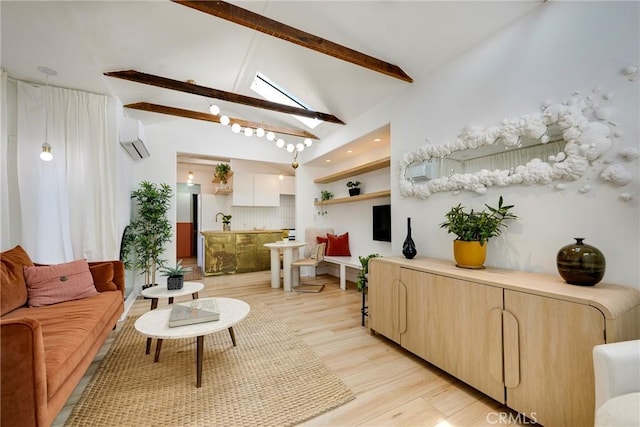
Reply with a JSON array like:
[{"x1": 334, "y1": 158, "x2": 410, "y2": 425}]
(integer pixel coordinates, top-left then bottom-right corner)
[{"x1": 216, "y1": 212, "x2": 232, "y2": 225}]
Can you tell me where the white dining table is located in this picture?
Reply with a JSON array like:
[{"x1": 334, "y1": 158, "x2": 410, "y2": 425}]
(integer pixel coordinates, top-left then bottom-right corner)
[{"x1": 263, "y1": 241, "x2": 307, "y2": 291}]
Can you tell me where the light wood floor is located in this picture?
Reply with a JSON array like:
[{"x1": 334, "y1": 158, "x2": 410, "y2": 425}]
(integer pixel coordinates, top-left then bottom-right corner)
[{"x1": 54, "y1": 270, "x2": 529, "y2": 427}]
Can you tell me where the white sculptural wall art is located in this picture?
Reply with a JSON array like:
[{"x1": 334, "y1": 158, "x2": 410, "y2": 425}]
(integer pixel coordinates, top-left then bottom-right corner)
[{"x1": 400, "y1": 69, "x2": 638, "y2": 201}]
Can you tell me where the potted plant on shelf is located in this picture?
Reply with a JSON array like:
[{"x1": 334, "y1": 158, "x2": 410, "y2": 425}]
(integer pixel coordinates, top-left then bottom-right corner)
[
  {"x1": 214, "y1": 163, "x2": 232, "y2": 186},
  {"x1": 159, "y1": 259, "x2": 192, "y2": 290},
  {"x1": 317, "y1": 190, "x2": 333, "y2": 216},
  {"x1": 216, "y1": 212, "x2": 232, "y2": 231},
  {"x1": 439, "y1": 196, "x2": 517, "y2": 269},
  {"x1": 121, "y1": 181, "x2": 173, "y2": 290},
  {"x1": 346, "y1": 181, "x2": 361, "y2": 196}
]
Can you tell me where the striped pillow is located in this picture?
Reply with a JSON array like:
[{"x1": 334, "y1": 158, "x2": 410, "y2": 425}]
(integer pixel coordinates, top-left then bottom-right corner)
[{"x1": 24, "y1": 259, "x2": 98, "y2": 307}]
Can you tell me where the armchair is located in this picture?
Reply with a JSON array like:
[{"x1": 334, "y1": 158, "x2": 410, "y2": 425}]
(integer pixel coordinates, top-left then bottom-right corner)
[{"x1": 593, "y1": 339, "x2": 640, "y2": 427}]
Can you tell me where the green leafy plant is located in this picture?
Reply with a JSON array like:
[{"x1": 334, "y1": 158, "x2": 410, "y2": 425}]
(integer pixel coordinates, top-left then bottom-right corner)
[
  {"x1": 214, "y1": 163, "x2": 232, "y2": 184},
  {"x1": 122, "y1": 181, "x2": 173, "y2": 287},
  {"x1": 440, "y1": 196, "x2": 517, "y2": 245},
  {"x1": 317, "y1": 190, "x2": 333, "y2": 216},
  {"x1": 357, "y1": 253, "x2": 380, "y2": 291},
  {"x1": 159, "y1": 259, "x2": 192, "y2": 277},
  {"x1": 346, "y1": 181, "x2": 361, "y2": 188},
  {"x1": 215, "y1": 212, "x2": 232, "y2": 224}
]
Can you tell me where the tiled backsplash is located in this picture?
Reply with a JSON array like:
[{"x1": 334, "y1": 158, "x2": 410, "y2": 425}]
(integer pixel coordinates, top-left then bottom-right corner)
[{"x1": 229, "y1": 195, "x2": 295, "y2": 231}]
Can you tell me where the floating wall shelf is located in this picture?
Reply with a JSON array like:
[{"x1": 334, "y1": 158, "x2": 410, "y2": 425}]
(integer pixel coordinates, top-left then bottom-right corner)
[
  {"x1": 314, "y1": 156, "x2": 391, "y2": 184},
  {"x1": 314, "y1": 190, "x2": 391, "y2": 206}
]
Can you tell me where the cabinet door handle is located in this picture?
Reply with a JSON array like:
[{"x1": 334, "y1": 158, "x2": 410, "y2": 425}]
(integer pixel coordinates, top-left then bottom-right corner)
[
  {"x1": 398, "y1": 280, "x2": 407, "y2": 334},
  {"x1": 488, "y1": 308, "x2": 504, "y2": 385},
  {"x1": 503, "y1": 310, "x2": 520, "y2": 388}
]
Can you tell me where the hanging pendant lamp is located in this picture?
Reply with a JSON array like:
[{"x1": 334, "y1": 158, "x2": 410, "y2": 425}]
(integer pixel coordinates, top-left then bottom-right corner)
[{"x1": 38, "y1": 66, "x2": 57, "y2": 161}]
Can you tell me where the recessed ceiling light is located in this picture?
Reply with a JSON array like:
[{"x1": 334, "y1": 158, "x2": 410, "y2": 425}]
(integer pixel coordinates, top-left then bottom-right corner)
[
  {"x1": 325, "y1": 159, "x2": 331, "y2": 163},
  {"x1": 374, "y1": 138, "x2": 381, "y2": 142},
  {"x1": 347, "y1": 150, "x2": 353, "y2": 153}
]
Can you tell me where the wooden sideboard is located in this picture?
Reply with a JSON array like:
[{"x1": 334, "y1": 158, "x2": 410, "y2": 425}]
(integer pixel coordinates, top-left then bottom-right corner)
[
  {"x1": 201, "y1": 230, "x2": 282, "y2": 275},
  {"x1": 368, "y1": 256, "x2": 640, "y2": 427}
]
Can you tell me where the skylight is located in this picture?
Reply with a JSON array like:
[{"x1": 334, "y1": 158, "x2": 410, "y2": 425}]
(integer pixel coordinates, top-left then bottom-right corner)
[{"x1": 250, "y1": 72, "x2": 322, "y2": 130}]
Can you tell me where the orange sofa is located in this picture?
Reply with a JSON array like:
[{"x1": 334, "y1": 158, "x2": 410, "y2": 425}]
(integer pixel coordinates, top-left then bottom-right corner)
[{"x1": 1, "y1": 246, "x2": 125, "y2": 427}]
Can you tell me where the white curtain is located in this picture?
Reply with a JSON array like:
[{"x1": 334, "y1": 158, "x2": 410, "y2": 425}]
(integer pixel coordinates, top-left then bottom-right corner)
[{"x1": 16, "y1": 81, "x2": 117, "y2": 263}]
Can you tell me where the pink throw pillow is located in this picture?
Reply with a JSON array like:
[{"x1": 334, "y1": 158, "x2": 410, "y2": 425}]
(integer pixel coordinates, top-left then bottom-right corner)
[
  {"x1": 326, "y1": 233, "x2": 351, "y2": 256},
  {"x1": 24, "y1": 259, "x2": 98, "y2": 307}
]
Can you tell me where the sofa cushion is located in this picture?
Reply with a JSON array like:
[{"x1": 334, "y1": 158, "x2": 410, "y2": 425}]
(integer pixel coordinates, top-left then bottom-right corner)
[
  {"x1": 326, "y1": 232, "x2": 351, "y2": 256},
  {"x1": 1, "y1": 245, "x2": 33, "y2": 316},
  {"x1": 24, "y1": 260, "x2": 98, "y2": 307},
  {"x1": 89, "y1": 263, "x2": 118, "y2": 293}
]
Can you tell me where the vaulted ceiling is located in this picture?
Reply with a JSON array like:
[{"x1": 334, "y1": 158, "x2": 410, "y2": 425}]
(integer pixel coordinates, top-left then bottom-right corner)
[{"x1": 1, "y1": 1, "x2": 540, "y2": 164}]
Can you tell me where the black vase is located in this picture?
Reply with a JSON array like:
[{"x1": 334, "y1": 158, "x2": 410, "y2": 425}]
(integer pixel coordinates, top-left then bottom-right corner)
[
  {"x1": 402, "y1": 217, "x2": 417, "y2": 259},
  {"x1": 556, "y1": 238, "x2": 606, "y2": 286}
]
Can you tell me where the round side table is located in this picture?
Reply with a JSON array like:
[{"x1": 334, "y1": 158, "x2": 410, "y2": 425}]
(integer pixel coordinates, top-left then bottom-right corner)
[{"x1": 140, "y1": 281, "x2": 204, "y2": 355}]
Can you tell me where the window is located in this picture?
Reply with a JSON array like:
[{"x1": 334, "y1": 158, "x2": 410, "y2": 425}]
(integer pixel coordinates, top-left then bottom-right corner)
[{"x1": 250, "y1": 72, "x2": 322, "y2": 129}]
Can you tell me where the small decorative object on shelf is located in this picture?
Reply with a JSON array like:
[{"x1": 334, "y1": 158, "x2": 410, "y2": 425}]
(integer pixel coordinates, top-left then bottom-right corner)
[
  {"x1": 557, "y1": 238, "x2": 606, "y2": 286},
  {"x1": 346, "y1": 181, "x2": 361, "y2": 196},
  {"x1": 216, "y1": 212, "x2": 232, "y2": 231},
  {"x1": 160, "y1": 259, "x2": 192, "y2": 290},
  {"x1": 213, "y1": 163, "x2": 232, "y2": 187},
  {"x1": 402, "y1": 217, "x2": 417, "y2": 259},
  {"x1": 317, "y1": 190, "x2": 333, "y2": 216}
]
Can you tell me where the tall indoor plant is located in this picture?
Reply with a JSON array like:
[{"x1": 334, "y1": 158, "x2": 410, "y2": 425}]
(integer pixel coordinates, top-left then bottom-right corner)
[
  {"x1": 121, "y1": 181, "x2": 173, "y2": 289},
  {"x1": 440, "y1": 196, "x2": 517, "y2": 268}
]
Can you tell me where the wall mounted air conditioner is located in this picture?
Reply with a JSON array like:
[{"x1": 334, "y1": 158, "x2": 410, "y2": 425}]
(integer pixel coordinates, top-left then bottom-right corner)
[
  {"x1": 119, "y1": 117, "x2": 149, "y2": 160},
  {"x1": 406, "y1": 161, "x2": 436, "y2": 183}
]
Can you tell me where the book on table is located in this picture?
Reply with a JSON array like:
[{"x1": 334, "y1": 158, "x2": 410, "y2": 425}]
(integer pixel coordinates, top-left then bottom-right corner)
[{"x1": 169, "y1": 298, "x2": 220, "y2": 327}]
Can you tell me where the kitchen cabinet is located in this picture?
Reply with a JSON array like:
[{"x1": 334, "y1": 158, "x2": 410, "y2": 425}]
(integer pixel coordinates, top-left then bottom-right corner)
[
  {"x1": 279, "y1": 175, "x2": 295, "y2": 195},
  {"x1": 232, "y1": 173, "x2": 280, "y2": 206},
  {"x1": 201, "y1": 230, "x2": 281, "y2": 275},
  {"x1": 368, "y1": 256, "x2": 640, "y2": 426}
]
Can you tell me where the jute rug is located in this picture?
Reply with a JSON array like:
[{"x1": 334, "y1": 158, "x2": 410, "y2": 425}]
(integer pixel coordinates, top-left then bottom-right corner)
[{"x1": 65, "y1": 302, "x2": 354, "y2": 426}]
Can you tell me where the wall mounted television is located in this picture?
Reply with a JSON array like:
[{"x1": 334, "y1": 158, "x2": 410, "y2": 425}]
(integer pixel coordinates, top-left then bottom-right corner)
[{"x1": 372, "y1": 204, "x2": 391, "y2": 242}]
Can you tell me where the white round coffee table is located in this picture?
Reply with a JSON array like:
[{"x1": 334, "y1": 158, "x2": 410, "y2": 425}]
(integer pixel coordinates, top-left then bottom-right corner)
[
  {"x1": 140, "y1": 281, "x2": 205, "y2": 355},
  {"x1": 134, "y1": 297, "x2": 250, "y2": 388}
]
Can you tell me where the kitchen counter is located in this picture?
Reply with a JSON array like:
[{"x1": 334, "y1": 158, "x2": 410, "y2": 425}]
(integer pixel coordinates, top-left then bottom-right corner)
[
  {"x1": 201, "y1": 230, "x2": 283, "y2": 276},
  {"x1": 201, "y1": 229, "x2": 284, "y2": 235}
]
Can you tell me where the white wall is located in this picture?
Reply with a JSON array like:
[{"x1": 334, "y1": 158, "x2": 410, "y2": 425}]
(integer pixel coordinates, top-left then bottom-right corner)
[{"x1": 298, "y1": 2, "x2": 640, "y2": 288}]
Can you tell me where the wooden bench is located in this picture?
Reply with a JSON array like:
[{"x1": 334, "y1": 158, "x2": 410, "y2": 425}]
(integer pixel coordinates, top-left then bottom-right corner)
[{"x1": 322, "y1": 256, "x2": 361, "y2": 290}]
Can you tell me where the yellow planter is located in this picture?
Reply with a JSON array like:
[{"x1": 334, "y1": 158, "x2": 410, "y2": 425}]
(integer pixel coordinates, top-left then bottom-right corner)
[{"x1": 453, "y1": 240, "x2": 487, "y2": 269}]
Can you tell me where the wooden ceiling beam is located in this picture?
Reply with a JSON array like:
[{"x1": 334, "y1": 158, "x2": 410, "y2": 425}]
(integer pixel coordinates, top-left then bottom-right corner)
[
  {"x1": 125, "y1": 102, "x2": 319, "y2": 139},
  {"x1": 105, "y1": 69, "x2": 344, "y2": 125},
  {"x1": 171, "y1": 0, "x2": 413, "y2": 83}
]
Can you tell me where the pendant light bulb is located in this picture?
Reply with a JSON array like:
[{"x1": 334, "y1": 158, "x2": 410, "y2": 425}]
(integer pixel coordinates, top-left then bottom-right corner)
[
  {"x1": 244, "y1": 127, "x2": 254, "y2": 137},
  {"x1": 40, "y1": 142, "x2": 53, "y2": 161},
  {"x1": 220, "y1": 115, "x2": 230, "y2": 126},
  {"x1": 304, "y1": 138, "x2": 313, "y2": 147},
  {"x1": 286, "y1": 143, "x2": 295, "y2": 153},
  {"x1": 266, "y1": 131, "x2": 276, "y2": 141},
  {"x1": 296, "y1": 143, "x2": 305, "y2": 152},
  {"x1": 276, "y1": 138, "x2": 285, "y2": 148},
  {"x1": 231, "y1": 123, "x2": 241, "y2": 133},
  {"x1": 209, "y1": 104, "x2": 220, "y2": 115},
  {"x1": 256, "y1": 127, "x2": 265, "y2": 138}
]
